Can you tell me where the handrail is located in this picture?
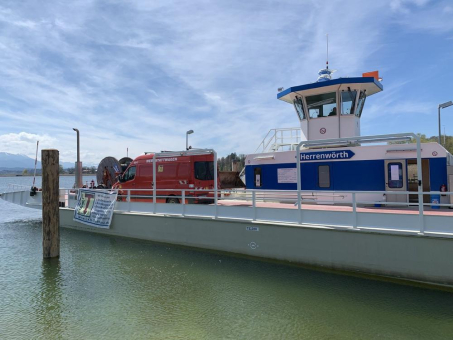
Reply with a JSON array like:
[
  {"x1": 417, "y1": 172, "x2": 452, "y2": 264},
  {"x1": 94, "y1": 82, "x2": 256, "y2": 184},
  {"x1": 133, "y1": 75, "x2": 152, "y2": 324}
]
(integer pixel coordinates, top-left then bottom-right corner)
[
  {"x1": 254, "y1": 127, "x2": 301, "y2": 153},
  {"x1": 5, "y1": 184, "x2": 31, "y2": 193},
  {"x1": 4, "y1": 185, "x2": 453, "y2": 237}
]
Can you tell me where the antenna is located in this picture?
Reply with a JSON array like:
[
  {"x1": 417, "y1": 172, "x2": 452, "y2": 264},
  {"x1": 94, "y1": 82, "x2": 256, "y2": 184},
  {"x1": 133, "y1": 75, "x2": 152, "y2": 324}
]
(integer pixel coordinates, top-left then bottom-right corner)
[
  {"x1": 316, "y1": 34, "x2": 336, "y2": 82},
  {"x1": 326, "y1": 33, "x2": 329, "y2": 70}
]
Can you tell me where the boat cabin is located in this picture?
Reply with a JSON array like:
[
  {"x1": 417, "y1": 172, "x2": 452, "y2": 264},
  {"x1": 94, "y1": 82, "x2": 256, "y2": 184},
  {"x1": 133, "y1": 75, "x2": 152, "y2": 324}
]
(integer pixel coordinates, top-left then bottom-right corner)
[{"x1": 277, "y1": 69, "x2": 382, "y2": 141}]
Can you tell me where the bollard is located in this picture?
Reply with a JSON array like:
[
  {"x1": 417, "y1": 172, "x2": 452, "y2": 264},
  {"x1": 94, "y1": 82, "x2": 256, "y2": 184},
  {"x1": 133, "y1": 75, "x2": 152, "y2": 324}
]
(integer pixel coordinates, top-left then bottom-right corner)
[{"x1": 42, "y1": 149, "x2": 60, "y2": 258}]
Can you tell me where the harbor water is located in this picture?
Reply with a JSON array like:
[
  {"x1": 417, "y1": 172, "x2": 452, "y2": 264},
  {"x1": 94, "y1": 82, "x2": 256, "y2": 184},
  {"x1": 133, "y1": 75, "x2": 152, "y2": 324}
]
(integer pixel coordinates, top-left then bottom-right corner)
[{"x1": 1, "y1": 176, "x2": 453, "y2": 339}]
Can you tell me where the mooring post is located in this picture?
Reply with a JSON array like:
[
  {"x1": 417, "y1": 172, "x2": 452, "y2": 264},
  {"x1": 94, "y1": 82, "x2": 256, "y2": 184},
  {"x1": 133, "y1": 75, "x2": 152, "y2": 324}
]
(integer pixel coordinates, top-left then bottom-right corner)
[{"x1": 42, "y1": 149, "x2": 60, "y2": 258}]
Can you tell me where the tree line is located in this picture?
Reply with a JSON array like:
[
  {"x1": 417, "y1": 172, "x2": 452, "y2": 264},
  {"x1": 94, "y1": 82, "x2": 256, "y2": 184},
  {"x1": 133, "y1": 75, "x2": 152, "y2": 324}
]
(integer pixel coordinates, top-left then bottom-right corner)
[
  {"x1": 20, "y1": 165, "x2": 97, "y2": 175},
  {"x1": 389, "y1": 134, "x2": 453, "y2": 154},
  {"x1": 217, "y1": 153, "x2": 246, "y2": 172}
]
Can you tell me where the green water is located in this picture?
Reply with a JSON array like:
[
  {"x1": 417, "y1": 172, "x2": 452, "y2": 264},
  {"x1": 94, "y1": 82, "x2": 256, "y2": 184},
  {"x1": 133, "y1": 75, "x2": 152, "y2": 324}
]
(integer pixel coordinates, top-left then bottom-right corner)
[
  {"x1": 1, "y1": 177, "x2": 453, "y2": 338},
  {"x1": 1, "y1": 218, "x2": 453, "y2": 339}
]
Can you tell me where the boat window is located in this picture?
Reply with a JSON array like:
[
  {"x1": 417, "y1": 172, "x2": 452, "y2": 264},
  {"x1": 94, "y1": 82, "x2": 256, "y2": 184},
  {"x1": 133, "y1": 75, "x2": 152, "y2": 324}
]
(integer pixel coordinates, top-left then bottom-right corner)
[
  {"x1": 387, "y1": 163, "x2": 403, "y2": 188},
  {"x1": 123, "y1": 166, "x2": 136, "y2": 182},
  {"x1": 293, "y1": 96, "x2": 306, "y2": 120},
  {"x1": 254, "y1": 167, "x2": 262, "y2": 188},
  {"x1": 356, "y1": 91, "x2": 367, "y2": 117},
  {"x1": 341, "y1": 90, "x2": 357, "y2": 115},
  {"x1": 306, "y1": 92, "x2": 337, "y2": 118},
  {"x1": 194, "y1": 161, "x2": 214, "y2": 181},
  {"x1": 318, "y1": 165, "x2": 330, "y2": 188}
]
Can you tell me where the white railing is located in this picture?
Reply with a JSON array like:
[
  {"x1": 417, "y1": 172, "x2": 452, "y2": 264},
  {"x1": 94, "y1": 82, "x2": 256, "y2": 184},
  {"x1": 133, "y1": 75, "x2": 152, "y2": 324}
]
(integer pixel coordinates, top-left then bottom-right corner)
[
  {"x1": 3, "y1": 185, "x2": 453, "y2": 237},
  {"x1": 254, "y1": 128, "x2": 302, "y2": 153},
  {"x1": 6, "y1": 184, "x2": 31, "y2": 192},
  {"x1": 52, "y1": 187, "x2": 453, "y2": 237}
]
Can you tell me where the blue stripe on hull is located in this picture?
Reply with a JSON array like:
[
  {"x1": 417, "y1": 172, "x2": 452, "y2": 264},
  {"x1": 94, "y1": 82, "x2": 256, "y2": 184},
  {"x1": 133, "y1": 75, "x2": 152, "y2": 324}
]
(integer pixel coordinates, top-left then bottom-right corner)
[{"x1": 245, "y1": 158, "x2": 447, "y2": 191}]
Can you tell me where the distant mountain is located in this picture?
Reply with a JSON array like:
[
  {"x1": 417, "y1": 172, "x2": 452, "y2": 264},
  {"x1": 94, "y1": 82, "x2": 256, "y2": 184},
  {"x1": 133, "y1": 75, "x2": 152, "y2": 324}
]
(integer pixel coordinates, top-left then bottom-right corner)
[{"x1": 0, "y1": 152, "x2": 80, "y2": 170}]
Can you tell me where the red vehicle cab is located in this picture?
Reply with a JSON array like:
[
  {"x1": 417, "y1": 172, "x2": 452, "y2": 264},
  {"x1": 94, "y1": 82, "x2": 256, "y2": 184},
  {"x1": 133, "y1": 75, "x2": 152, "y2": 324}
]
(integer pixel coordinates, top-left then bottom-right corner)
[{"x1": 112, "y1": 152, "x2": 218, "y2": 204}]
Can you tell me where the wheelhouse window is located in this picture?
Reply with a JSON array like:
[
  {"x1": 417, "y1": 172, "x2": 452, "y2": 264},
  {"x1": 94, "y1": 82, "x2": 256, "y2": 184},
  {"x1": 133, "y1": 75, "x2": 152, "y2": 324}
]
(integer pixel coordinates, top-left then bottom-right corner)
[
  {"x1": 341, "y1": 90, "x2": 357, "y2": 115},
  {"x1": 318, "y1": 165, "x2": 330, "y2": 188},
  {"x1": 356, "y1": 90, "x2": 367, "y2": 117},
  {"x1": 388, "y1": 163, "x2": 403, "y2": 188},
  {"x1": 194, "y1": 161, "x2": 214, "y2": 180},
  {"x1": 293, "y1": 96, "x2": 306, "y2": 120},
  {"x1": 306, "y1": 92, "x2": 337, "y2": 118}
]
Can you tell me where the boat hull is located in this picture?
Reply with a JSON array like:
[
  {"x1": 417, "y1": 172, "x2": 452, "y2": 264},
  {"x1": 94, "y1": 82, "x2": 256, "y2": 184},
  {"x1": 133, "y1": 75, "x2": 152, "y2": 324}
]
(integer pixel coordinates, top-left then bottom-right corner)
[{"x1": 60, "y1": 208, "x2": 453, "y2": 288}]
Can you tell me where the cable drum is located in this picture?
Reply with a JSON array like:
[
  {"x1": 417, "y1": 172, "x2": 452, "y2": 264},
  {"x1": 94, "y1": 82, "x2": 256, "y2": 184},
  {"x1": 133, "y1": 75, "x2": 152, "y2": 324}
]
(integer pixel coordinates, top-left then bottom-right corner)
[{"x1": 96, "y1": 157, "x2": 122, "y2": 189}]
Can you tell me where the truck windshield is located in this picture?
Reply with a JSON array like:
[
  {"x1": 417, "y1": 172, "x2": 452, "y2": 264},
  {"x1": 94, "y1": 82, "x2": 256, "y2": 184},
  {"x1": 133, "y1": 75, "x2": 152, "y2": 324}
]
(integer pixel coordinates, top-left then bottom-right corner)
[
  {"x1": 123, "y1": 166, "x2": 136, "y2": 181},
  {"x1": 194, "y1": 161, "x2": 214, "y2": 180}
]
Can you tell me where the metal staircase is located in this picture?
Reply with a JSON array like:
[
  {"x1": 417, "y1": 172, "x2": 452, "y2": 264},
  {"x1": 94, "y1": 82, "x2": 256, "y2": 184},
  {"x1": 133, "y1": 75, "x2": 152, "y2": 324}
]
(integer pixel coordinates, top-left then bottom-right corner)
[{"x1": 254, "y1": 127, "x2": 302, "y2": 153}]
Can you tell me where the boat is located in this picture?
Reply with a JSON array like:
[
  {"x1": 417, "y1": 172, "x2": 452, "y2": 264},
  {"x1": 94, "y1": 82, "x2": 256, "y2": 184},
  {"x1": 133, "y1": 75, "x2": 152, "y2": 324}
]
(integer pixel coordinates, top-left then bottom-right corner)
[
  {"x1": 244, "y1": 68, "x2": 453, "y2": 206},
  {"x1": 2, "y1": 64, "x2": 453, "y2": 288}
]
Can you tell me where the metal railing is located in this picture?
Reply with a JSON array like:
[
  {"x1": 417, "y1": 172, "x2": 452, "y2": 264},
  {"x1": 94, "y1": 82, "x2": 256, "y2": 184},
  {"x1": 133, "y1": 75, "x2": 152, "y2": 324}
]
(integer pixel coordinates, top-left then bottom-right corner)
[
  {"x1": 3, "y1": 185, "x2": 453, "y2": 237},
  {"x1": 51, "y1": 187, "x2": 453, "y2": 236},
  {"x1": 6, "y1": 184, "x2": 31, "y2": 192},
  {"x1": 254, "y1": 128, "x2": 302, "y2": 153}
]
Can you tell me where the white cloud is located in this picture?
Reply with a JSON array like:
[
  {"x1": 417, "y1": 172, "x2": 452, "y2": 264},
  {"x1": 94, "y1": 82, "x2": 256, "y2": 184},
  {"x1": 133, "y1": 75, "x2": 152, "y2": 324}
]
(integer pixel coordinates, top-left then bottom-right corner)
[
  {"x1": 390, "y1": 0, "x2": 453, "y2": 33},
  {"x1": 391, "y1": 0, "x2": 431, "y2": 12},
  {"x1": 0, "y1": 132, "x2": 56, "y2": 158}
]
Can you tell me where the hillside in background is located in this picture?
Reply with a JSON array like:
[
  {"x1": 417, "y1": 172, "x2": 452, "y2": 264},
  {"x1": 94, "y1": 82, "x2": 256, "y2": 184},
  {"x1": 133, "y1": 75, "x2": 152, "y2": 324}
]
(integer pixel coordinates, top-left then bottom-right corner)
[{"x1": 0, "y1": 152, "x2": 77, "y2": 170}]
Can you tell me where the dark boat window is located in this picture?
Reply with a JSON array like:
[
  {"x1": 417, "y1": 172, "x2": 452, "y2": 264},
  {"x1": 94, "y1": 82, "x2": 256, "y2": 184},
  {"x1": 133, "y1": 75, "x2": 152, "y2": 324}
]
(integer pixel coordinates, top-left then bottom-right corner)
[
  {"x1": 293, "y1": 96, "x2": 306, "y2": 120},
  {"x1": 356, "y1": 91, "x2": 367, "y2": 117},
  {"x1": 388, "y1": 163, "x2": 403, "y2": 188},
  {"x1": 306, "y1": 92, "x2": 337, "y2": 118},
  {"x1": 318, "y1": 165, "x2": 330, "y2": 188},
  {"x1": 194, "y1": 161, "x2": 214, "y2": 180},
  {"x1": 254, "y1": 167, "x2": 262, "y2": 188},
  {"x1": 341, "y1": 90, "x2": 357, "y2": 115}
]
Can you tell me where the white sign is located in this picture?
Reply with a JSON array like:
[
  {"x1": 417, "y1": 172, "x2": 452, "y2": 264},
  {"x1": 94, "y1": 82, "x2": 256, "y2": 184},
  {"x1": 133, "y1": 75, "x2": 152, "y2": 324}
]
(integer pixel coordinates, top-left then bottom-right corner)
[
  {"x1": 73, "y1": 189, "x2": 118, "y2": 229},
  {"x1": 277, "y1": 168, "x2": 297, "y2": 183},
  {"x1": 255, "y1": 174, "x2": 261, "y2": 187}
]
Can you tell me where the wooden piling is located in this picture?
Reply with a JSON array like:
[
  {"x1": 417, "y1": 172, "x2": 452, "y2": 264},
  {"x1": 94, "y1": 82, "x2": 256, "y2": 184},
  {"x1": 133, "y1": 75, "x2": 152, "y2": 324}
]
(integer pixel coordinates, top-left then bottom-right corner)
[{"x1": 42, "y1": 149, "x2": 60, "y2": 258}]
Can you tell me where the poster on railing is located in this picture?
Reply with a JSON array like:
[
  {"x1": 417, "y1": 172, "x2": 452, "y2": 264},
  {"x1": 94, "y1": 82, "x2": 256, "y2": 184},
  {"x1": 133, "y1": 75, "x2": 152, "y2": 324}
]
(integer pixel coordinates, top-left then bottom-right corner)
[{"x1": 73, "y1": 189, "x2": 117, "y2": 229}]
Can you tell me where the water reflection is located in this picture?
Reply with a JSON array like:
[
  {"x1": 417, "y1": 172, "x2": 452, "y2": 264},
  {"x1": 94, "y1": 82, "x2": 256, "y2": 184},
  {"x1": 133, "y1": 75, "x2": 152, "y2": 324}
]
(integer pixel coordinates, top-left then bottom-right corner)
[{"x1": 34, "y1": 258, "x2": 64, "y2": 339}]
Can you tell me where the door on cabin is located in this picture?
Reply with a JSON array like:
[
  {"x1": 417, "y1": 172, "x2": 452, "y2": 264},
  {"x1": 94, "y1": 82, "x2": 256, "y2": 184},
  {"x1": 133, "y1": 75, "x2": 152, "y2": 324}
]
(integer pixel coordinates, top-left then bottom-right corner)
[
  {"x1": 384, "y1": 160, "x2": 407, "y2": 204},
  {"x1": 254, "y1": 167, "x2": 262, "y2": 188},
  {"x1": 407, "y1": 159, "x2": 430, "y2": 204}
]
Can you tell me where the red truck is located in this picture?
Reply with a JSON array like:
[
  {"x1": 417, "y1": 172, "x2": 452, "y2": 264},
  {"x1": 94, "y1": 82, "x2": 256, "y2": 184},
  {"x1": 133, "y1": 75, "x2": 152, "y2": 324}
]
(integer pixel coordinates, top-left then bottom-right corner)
[{"x1": 112, "y1": 152, "x2": 219, "y2": 203}]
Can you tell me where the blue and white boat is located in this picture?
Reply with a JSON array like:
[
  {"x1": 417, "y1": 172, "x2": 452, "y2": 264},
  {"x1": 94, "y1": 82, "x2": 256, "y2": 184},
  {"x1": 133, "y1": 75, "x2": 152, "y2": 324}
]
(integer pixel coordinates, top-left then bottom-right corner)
[{"x1": 245, "y1": 66, "x2": 453, "y2": 206}]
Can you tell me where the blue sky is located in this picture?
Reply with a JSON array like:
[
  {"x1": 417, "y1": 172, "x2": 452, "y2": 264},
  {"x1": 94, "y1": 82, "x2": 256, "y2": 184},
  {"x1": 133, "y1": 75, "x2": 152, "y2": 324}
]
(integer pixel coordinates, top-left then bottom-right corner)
[{"x1": 0, "y1": 0, "x2": 452, "y2": 164}]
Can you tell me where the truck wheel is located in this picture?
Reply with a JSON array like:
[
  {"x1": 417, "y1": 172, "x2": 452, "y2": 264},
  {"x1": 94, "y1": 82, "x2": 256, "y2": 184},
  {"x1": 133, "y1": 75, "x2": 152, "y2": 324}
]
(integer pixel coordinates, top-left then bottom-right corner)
[{"x1": 166, "y1": 197, "x2": 179, "y2": 204}]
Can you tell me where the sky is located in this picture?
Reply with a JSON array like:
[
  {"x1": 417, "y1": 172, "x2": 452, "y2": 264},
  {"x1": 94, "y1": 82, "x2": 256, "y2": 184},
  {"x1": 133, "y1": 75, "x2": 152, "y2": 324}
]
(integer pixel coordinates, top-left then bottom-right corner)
[{"x1": 0, "y1": 0, "x2": 452, "y2": 164}]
